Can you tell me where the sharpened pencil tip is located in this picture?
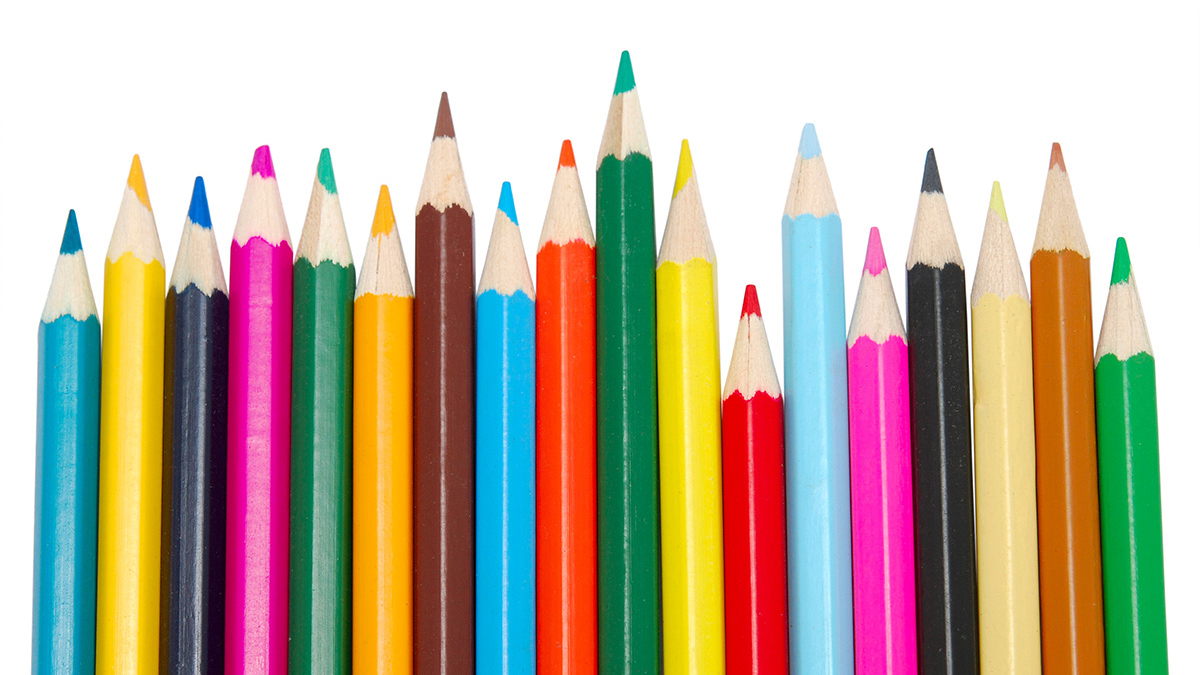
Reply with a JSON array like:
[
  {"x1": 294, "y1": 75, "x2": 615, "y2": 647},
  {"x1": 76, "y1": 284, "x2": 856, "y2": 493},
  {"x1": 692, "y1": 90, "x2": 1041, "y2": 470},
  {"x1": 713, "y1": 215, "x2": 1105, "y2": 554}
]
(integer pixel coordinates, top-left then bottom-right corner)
[
  {"x1": 371, "y1": 185, "x2": 396, "y2": 236},
  {"x1": 127, "y1": 154, "x2": 152, "y2": 211},
  {"x1": 614, "y1": 50, "x2": 636, "y2": 95},
  {"x1": 60, "y1": 210, "x2": 82, "y2": 254},
  {"x1": 865, "y1": 226, "x2": 887, "y2": 275},
  {"x1": 1111, "y1": 237, "x2": 1132, "y2": 285},
  {"x1": 434, "y1": 92, "x2": 456, "y2": 139},
  {"x1": 741, "y1": 284, "x2": 761, "y2": 318},
  {"x1": 317, "y1": 148, "x2": 338, "y2": 194},
  {"x1": 672, "y1": 139, "x2": 694, "y2": 199},
  {"x1": 251, "y1": 145, "x2": 275, "y2": 179},
  {"x1": 558, "y1": 140, "x2": 576, "y2": 170},
  {"x1": 921, "y1": 148, "x2": 943, "y2": 194},
  {"x1": 989, "y1": 181, "x2": 1007, "y2": 221},
  {"x1": 1049, "y1": 142, "x2": 1066, "y2": 172},
  {"x1": 188, "y1": 177, "x2": 212, "y2": 229},
  {"x1": 799, "y1": 123, "x2": 822, "y2": 159},
  {"x1": 498, "y1": 181, "x2": 518, "y2": 226}
]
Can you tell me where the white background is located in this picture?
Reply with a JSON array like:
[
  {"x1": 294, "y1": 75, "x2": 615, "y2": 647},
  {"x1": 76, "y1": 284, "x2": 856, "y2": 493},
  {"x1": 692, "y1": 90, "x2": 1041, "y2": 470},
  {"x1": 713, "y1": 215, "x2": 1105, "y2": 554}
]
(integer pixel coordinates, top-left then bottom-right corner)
[{"x1": 2, "y1": 1, "x2": 1197, "y2": 669}]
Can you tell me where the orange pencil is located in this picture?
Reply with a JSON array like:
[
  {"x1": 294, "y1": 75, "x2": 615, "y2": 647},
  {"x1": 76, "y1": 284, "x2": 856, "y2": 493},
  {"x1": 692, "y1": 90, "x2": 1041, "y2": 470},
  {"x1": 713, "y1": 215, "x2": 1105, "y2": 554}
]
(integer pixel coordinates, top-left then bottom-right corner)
[{"x1": 536, "y1": 141, "x2": 598, "y2": 675}]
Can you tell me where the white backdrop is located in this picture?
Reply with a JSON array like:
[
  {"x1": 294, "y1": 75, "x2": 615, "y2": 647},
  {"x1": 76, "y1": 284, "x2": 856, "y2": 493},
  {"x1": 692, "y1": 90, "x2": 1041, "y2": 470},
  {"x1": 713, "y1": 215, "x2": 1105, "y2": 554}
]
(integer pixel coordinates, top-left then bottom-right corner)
[{"x1": 2, "y1": 2, "x2": 1197, "y2": 669}]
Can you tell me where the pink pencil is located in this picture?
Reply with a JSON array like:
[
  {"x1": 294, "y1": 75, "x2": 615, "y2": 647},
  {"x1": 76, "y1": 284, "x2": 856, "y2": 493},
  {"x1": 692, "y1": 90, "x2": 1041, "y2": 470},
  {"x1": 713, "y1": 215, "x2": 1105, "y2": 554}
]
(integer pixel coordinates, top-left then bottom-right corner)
[
  {"x1": 847, "y1": 227, "x2": 917, "y2": 675},
  {"x1": 227, "y1": 145, "x2": 292, "y2": 675}
]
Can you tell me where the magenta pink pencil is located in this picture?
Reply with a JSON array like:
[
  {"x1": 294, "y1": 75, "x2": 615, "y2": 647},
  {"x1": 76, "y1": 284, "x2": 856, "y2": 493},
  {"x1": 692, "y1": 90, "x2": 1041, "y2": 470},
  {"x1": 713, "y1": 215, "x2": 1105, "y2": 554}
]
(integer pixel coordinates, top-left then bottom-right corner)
[
  {"x1": 847, "y1": 227, "x2": 917, "y2": 675},
  {"x1": 227, "y1": 145, "x2": 292, "y2": 675}
]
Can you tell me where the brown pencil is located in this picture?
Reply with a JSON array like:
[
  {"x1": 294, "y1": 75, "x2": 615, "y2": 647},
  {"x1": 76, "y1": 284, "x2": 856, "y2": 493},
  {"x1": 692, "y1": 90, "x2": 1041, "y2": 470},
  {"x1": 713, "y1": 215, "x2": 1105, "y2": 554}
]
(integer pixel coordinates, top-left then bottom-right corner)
[
  {"x1": 1030, "y1": 143, "x2": 1105, "y2": 674},
  {"x1": 413, "y1": 92, "x2": 476, "y2": 675}
]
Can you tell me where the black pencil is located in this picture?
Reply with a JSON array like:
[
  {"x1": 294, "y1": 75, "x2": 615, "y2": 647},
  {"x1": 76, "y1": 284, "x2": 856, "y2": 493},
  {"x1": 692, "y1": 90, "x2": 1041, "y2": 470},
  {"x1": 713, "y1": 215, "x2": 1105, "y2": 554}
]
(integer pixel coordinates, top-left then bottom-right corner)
[
  {"x1": 161, "y1": 177, "x2": 229, "y2": 675},
  {"x1": 905, "y1": 150, "x2": 978, "y2": 675}
]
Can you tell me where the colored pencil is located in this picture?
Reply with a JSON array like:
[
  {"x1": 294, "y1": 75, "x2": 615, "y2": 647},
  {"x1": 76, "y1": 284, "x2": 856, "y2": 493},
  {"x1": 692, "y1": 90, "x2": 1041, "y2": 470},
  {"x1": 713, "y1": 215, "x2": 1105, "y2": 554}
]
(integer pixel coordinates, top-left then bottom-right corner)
[
  {"x1": 904, "y1": 150, "x2": 977, "y2": 674},
  {"x1": 970, "y1": 183, "x2": 1041, "y2": 674},
  {"x1": 162, "y1": 178, "x2": 229, "y2": 675},
  {"x1": 847, "y1": 227, "x2": 917, "y2": 675},
  {"x1": 34, "y1": 210, "x2": 100, "y2": 675},
  {"x1": 413, "y1": 92, "x2": 476, "y2": 675},
  {"x1": 536, "y1": 140, "x2": 598, "y2": 675},
  {"x1": 228, "y1": 145, "x2": 293, "y2": 675},
  {"x1": 595, "y1": 50, "x2": 660, "y2": 675},
  {"x1": 657, "y1": 140, "x2": 724, "y2": 675},
  {"x1": 291, "y1": 148, "x2": 355, "y2": 675},
  {"x1": 97, "y1": 155, "x2": 166, "y2": 675},
  {"x1": 721, "y1": 285, "x2": 788, "y2": 675},
  {"x1": 477, "y1": 182, "x2": 537, "y2": 675},
  {"x1": 1096, "y1": 238, "x2": 1167, "y2": 673},
  {"x1": 1030, "y1": 143, "x2": 1105, "y2": 674},
  {"x1": 353, "y1": 184, "x2": 415, "y2": 675},
  {"x1": 781, "y1": 123, "x2": 853, "y2": 673}
]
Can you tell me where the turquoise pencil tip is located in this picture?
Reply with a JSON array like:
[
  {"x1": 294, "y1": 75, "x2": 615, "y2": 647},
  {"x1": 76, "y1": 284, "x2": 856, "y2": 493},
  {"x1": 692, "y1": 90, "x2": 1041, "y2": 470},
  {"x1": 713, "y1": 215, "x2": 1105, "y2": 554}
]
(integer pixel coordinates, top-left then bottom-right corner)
[
  {"x1": 799, "y1": 123, "x2": 822, "y2": 159},
  {"x1": 317, "y1": 148, "x2": 338, "y2": 194},
  {"x1": 614, "y1": 50, "x2": 637, "y2": 95},
  {"x1": 498, "y1": 181, "x2": 518, "y2": 226},
  {"x1": 1111, "y1": 237, "x2": 1132, "y2": 285},
  {"x1": 187, "y1": 177, "x2": 212, "y2": 229},
  {"x1": 60, "y1": 210, "x2": 82, "y2": 255}
]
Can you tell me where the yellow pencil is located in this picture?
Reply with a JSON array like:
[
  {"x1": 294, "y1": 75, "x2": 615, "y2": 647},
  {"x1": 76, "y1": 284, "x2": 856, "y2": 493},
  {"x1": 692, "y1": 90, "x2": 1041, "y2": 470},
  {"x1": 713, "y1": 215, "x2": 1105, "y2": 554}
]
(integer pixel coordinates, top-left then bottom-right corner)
[
  {"x1": 970, "y1": 183, "x2": 1041, "y2": 674},
  {"x1": 353, "y1": 185, "x2": 415, "y2": 675},
  {"x1": 97, "y1": 155, "x2": 166, "y2": 674},
  {"x1": 656, "y1": 140, "x2": 725, "y2": 675}
]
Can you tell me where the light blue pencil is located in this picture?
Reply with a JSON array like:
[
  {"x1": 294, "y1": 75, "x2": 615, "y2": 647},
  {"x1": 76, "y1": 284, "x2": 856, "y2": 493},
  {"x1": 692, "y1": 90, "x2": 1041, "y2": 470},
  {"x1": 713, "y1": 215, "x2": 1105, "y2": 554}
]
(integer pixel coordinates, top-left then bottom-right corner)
[
  {"x1": 781, "y1": 124, "x2": 853, "y2": 674},
  {"x1": 476, "y1": 182, "x2": 537, "y2": 675},
  {"x1": 34, "y1": 210, "x2": 101, "y2": 675}
]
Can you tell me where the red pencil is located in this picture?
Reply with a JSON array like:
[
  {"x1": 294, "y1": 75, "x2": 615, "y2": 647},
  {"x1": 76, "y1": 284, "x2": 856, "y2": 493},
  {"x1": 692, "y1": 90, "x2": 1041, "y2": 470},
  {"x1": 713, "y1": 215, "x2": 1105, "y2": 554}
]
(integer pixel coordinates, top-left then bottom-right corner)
[{"x1": 722, "y1": 285, "x2": 789, "y2": 675}]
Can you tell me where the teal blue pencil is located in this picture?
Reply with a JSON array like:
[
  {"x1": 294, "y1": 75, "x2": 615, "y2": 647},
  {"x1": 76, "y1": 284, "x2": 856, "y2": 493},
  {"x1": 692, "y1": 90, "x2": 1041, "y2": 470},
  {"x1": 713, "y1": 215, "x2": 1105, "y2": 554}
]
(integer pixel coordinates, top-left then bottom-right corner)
[
  {"x1": 34, "y1": 210, "x2": 101, "y2": 675},
  {"x1": 782, "y1": 124, "x2": 853, "y2": 673}
]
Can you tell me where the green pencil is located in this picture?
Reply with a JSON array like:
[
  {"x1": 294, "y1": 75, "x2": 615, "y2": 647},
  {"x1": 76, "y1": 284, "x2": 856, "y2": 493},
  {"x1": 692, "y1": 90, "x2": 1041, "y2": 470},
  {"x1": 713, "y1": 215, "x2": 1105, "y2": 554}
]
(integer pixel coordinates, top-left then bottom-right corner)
[
  {"x1": 1095, "y1": 237, "x2": 1167, "y2": 673},
  {"x1": 290, "y1": 148, "x2": 355, "y2": 675},
  {"x1": 596, "y1": 50, "x2": 660, "y2": 675}
]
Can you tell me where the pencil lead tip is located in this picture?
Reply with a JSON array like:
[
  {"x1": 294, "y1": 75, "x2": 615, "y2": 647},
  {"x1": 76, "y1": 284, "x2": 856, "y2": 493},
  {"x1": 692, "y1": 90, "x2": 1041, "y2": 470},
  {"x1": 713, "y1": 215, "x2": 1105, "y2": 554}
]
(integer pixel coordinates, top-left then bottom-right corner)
[
  {"x1": 614, "y1": 50, "x2": 637, "y2": 95},
  {"x1": 741, "y1": 284, "x2": 761, "y2": 318},
  {"x1": 865, "y1": 226, "x2": 887, "y2": 275},
  {"x1": 921, "y1": 148, "x2": 943, "y2": 194},
  {"x1": 60, "y1": 210, "x2": 82, "y2": 254},
  {"x1": 799, "y1": 123, "x2": 822, "y2": 159},
  {"x1": 498, "y1": 181, "x2": 518, "y2": 226},
  {"x1": 127, "y1": 154, "x2": 152, "y2": 211},
  {"x1": 1049, "y1": 142, "x2": 1066, "y2": 172},
  {"x1": 251, "y1": 145, "x2": 275, "y2": 179},
  {"x1": 434, "y1": 92, "x2": 456, "y2": 139},
  {"x1": 188, "y1": 177, "x2": 212, "y2": 229},
  {"x1": 371, "y1": 185, "x2": 396, "y2": 236},
  {"x1": 989, "y1": 181, "x2": 1007, "y2": 221},
  {"x1": 1111, "y1": 237, "x2": 1132, "y2": 285},
  {"x1": 317, "y1": 148, "x2": 338, "y2": 194},
  {"x1": 558, "y1": 140, "x2": 576, "y2": 170},
  {"x1": 672, "y1": 139, "x2": 694, "y2": 199}
]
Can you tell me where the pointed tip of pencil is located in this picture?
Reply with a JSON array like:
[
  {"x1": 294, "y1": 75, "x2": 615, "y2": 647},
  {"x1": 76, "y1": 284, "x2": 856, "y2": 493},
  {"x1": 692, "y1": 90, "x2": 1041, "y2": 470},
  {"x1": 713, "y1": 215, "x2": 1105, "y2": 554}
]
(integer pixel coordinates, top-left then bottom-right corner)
[
  {"x1": 498, "y1": 181, "x2": 518, "y2": 226},
  {"x1": 127, "y1": 154, "x2": 152, "y2": 211},
  {"x1": 1049, "y1": 142, "x2": 1066, "y2": 172},
  {"x1": 371, "y1": 185, "x2": 397, "y2": 236},
  {"x1": 1111, "y1": 237, "x2": 1132, "y2": 285},
  {"x1": 251, "y1": 145, "x2": 275, "y2": 179},
  {"x1": 60, "y1": 210, "x2": 82, "y2": 254},
  {"x1": 865, "y1": 227, "x2": 887, "y2": 275},
  {"x1": 434, "y1": 92, "x2": 456, "y2": 139},
  {"x1": 316, "y1": 148, "x2": 338, "y2": 194},
  {"x1": 741, "y1": 284, "x2": 761, "y2": 318},
  {"x1": 989, "y1": 181, "x2": 1007, "y2": 221},
  {"x1": 921, "y1": 149, "x2": 943, "y2": 193},
  {"x1": 187, "y1": 177, "x2": 212, "y2": 229},
  {"x1": 614, "y1": 50, "x2": 636, "y2": 95},
  {"x1": 799, "y1": 123, "x2": 822, "y2": 159},
  {"x1": 672, "y1": 139, "x2": 694, "y2": 199},
  {"x1": 558, "y1": 140, "x2": 576, "y2": 170}
]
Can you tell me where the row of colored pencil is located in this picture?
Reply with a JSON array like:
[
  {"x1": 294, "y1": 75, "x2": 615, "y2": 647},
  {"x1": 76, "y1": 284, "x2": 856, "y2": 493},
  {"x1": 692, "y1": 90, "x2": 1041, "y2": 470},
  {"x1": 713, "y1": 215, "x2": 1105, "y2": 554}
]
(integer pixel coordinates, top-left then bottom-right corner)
[{"x1": 33, "y1": 51, "x2": 1165, "y2": 675}]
